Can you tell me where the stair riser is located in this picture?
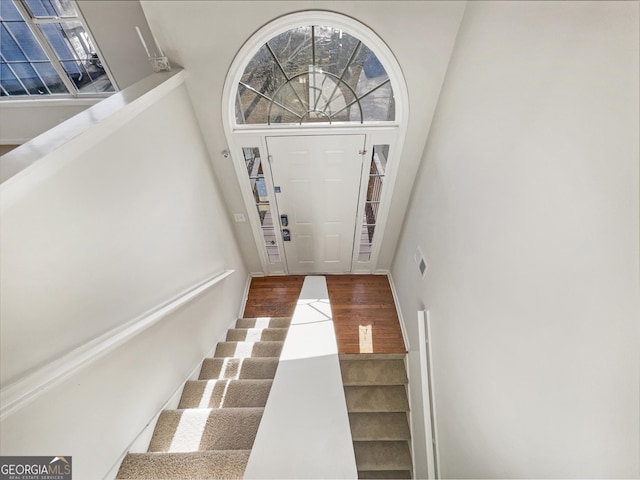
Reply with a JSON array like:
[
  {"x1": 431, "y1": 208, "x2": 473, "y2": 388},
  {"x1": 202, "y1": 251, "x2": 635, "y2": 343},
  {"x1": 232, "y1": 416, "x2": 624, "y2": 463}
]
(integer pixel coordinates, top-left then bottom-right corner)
[
  {"x1": 179, "y1": 380, "x2": 273, "y2": 409},
  {"x1": 353, "y1": 441, "x2": 412, "y2": 471},
  {"x1": 148, "y1": 409, "x2": 264, "y2": 452},
  {"x1": 358, "y1": 470, "x2": 412, "y2": 479},
  {"x1": 226, "y1": 328, "x2": 288, "y2": 342},
  {"x1": 235, "y1": 318, "x2": 291, "y2": 329},
  {"x1": 199, "y1": 357, "x2": 279, "y2": 380},
  {"x1": 117, "y1": 451, "x2": 251, "y2": 479},
  {"x1": 348, "y1": 412, "x2": 410, "y2": 441},
  {"x1": 340, "y1": 359, "x2": 408, "y2": 386},
  {"x1": 214, "y1": 341, "x2": 284, "y2": 358},
  {"x1": 344, "y1": 385, "x2": 409, "y2": 413},
  {"x1": 117, "y1": 316, "x2": 290, "y2": 479},
  {"x1": 340, "y1": 354, "x2": 413, "y2": 479}
]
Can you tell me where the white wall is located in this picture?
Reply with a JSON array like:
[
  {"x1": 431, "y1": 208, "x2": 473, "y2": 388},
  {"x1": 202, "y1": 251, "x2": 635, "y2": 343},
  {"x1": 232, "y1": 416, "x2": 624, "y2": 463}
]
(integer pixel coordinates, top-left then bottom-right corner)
[
  {"x1": 140, "y1": 1, "x2": 466, "y2": 274},
  {"x1": 77, "y1": 0, "x2": 155, "y2": 90},
  {"x1": 0, "y1": 99, "x2": 101, "y2": 145},
  {"x1": 0, "y1": 73, "x2": 248, "y2": 479},
  {"x1": 391, "y1": 1, "x2": 639, "y2": 478}
]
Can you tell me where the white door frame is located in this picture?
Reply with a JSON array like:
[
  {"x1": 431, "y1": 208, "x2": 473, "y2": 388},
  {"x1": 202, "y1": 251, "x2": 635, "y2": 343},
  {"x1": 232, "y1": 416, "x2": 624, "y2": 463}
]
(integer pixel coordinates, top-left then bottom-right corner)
[{"x1": 222, "y1": 11, "x2": 408, "y2": 275}]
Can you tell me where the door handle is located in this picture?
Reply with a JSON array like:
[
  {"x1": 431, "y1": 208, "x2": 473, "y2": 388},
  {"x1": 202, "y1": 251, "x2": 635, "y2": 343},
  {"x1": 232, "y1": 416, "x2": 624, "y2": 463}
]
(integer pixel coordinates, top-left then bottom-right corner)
[{"x1": 282, "y1": 229, "x2": 291, "y2": 241}]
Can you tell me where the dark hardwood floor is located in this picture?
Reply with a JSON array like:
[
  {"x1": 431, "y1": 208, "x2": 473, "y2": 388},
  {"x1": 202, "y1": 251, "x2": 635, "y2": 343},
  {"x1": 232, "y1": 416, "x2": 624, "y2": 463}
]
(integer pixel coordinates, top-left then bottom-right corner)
[
  {"x1": 326, "y1": 275, "x2": 406, "y2": 354},
  {"x1": 242, "y1": 275, "x2": 305, "y2": 318},
  {"x1": 242, "y1": 274, "x2": 406, "y2": 354}
]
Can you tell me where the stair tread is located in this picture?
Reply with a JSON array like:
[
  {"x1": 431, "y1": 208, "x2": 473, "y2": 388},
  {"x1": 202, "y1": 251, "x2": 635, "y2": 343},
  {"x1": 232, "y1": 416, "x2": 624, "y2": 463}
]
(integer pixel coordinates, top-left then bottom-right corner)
[
  {"x1": 345, "y1": 385, "x2": 409, "y2": 412},
  {"x1": 117, "y1": 450, "x2": 251, "y2": 479},
  {"x1": 214, "y1": 340, "x2": 284, "y2": 358},
  {"x1": 117, "y1": 318, "x2": 290, "y2": 479},
  {"x1": 226, "y1": 327, "x2": 288, "y2": 342},
  {"x1": 348, "y1": 412, "x2": 410, "y2": 440},
  {"x1": 200, "y1": 357, "x2": 279, "y2": 380},
  {"x1": 149, "y1": 408, "x2": 264, "y2": 452},
  {"x1": 340, "y1": 358, "x2": 408, "y2": 386},
  {"x1": 353, "y1": 441, "x2": 412, "y2": 471},
  {"x1": 236, "y1": 318, "x2": 291, "y2": 328},
  {"x1": 179, "y1": 379, "x2": 273, "y2": 409}
]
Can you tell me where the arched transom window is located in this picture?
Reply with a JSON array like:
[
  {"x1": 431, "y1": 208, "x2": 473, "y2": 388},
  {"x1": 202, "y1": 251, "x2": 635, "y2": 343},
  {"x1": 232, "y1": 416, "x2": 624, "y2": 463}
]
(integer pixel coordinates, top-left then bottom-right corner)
[{"x1": 235, "y1": 25, "x2": 395, "y2": 125}]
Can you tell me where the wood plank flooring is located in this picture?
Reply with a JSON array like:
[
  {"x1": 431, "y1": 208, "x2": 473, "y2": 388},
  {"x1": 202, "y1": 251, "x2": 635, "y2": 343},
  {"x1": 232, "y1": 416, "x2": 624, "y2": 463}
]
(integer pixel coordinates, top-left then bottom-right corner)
[
  {"x1": 242, "y1": 275, "x2": 406, "y2": 355},
  {"x1": 242, "y1": 275, "x2": 305, "y2": 318},
  {"x1": 326, "y1": 275, "x2": 406, "y2": 355}
]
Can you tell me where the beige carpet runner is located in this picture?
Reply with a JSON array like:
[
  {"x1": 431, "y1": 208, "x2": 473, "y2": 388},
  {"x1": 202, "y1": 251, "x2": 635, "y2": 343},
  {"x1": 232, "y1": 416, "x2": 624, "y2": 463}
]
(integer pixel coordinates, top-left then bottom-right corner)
[
  {"x1": 117, "y1": 317, "x2": 291, "y2": 479},
  {"x1": 339, "y1": 354, "x2": 413, "y2": 479}
]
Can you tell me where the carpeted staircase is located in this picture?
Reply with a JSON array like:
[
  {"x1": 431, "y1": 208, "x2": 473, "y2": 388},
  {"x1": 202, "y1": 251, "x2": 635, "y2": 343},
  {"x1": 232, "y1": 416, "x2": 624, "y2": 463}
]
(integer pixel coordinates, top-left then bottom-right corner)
[
  {"x1": 339, "y1": 353, "x2": 413, "y2": 479},
  {"x1": 117, "y1": 317, "x2": 291, "y2": 479}
]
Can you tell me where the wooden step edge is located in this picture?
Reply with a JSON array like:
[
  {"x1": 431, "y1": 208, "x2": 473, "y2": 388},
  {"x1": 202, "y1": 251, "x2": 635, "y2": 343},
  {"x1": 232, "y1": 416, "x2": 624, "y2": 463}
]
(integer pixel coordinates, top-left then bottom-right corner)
[
  {"x1": 350, "y1": 433, "x2": 412, "y2": 441},
  {"x1": 347, "y1": 407, "x2": 411, "y2": 414},
  {"x1": 238, "y1": 317, "x2": 293, "y2": 320},
  {"x1": 227, "y1": 327, "x2": 289, "y2": 332},
  {"x1": 339, "y1": 353, "x2": 407, "y2": 361},
  {"x1": 357, "y1": 469, "x2": 413, "y2": 479},
  {"x1": 341, "y1": 379, "x2": 409, "y2": 387}
]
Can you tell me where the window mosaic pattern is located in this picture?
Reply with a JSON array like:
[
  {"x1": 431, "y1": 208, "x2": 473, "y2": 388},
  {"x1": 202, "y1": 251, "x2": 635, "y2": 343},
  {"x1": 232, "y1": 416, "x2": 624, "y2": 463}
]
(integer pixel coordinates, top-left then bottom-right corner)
[
  {"x1": 236, "y1": 25, "x2": 395, "y2": 124},
  {"x1": 358, "y1": 145, "x2": 389, "y2": 262},
  {"x1": 1, "y1": 0, "x2": 114, "y2": 96},
  {"x1": 242, "y1": 147, "x2": 281, "y2": 264}
]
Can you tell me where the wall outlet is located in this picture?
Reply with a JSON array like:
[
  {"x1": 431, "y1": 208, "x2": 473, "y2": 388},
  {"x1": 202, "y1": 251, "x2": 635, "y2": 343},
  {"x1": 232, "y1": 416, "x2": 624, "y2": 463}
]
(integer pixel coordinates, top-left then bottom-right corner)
[{"x1": 233, "y1": 213, "x2": 246, "y2": 222}]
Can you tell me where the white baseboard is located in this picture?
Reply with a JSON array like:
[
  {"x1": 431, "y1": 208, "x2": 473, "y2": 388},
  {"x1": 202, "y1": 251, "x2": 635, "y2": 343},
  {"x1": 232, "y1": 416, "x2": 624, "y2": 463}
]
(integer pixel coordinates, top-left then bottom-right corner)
[
  {"x1": 386, "y1": 271, "x2": 411, "y2": 351},
  {"x1": 239, "y1": 273, "x2": 253, "y2": 318}
]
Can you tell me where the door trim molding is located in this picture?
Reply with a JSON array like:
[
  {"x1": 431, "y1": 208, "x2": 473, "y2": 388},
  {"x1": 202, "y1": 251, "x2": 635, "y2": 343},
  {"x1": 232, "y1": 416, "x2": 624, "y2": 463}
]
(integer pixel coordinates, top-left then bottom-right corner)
[{"x1": 221, "y1": 11, "x2": 408, "y2": 275}]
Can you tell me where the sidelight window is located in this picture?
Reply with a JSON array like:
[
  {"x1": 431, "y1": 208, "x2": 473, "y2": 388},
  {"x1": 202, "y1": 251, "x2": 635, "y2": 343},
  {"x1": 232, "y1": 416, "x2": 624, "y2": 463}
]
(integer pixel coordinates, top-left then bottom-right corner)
[
  {"x1": 358, "y1": 144, "x2": 389, "y2": 262},
  {"x1": 242, "y1": 147, "x2": 281, "y2": 263}
]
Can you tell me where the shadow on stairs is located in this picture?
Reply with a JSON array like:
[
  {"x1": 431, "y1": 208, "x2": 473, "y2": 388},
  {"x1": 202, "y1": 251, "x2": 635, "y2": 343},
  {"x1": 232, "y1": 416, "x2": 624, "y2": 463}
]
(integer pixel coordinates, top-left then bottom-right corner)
[{"x1": 116, "y1": 317, "x2": 291, "y2": 480}]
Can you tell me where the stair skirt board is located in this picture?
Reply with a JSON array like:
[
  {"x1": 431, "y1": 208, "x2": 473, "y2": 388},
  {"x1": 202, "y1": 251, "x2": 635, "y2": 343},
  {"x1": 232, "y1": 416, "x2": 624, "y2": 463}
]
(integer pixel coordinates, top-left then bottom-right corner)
[
  {"x1": 116, "y1": 318, "x2": 291, "y2": 480},
  {"x1": 339, "y1": 354, "x2": 414, "y2": 479}
]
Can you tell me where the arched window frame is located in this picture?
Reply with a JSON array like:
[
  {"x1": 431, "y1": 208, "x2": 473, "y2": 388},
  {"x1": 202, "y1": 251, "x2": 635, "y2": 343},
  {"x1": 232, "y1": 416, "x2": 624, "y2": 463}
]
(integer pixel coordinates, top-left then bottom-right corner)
[
  {"x1": 222, "y1": 11, "x2": 408, "y2": 275},
  {"x1": 223, "y1": 11, "x2": 408, "y2": 131}
]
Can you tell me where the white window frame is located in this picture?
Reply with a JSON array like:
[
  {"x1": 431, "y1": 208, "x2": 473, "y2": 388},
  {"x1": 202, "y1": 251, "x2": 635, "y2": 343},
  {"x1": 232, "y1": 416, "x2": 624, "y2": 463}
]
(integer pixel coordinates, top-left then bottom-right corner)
[
  {"x1": 1, "y1": 0, "x2": 117, "y2": 98},
  {"x1": 222, "y1": 11, "x2": 408, "y2": 275}
]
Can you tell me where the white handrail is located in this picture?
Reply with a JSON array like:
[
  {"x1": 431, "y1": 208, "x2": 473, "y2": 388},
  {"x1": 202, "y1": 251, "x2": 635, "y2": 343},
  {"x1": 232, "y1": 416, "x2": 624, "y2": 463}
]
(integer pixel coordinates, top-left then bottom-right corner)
[
  {"x1": 0, "y1": 269, "x2": 234, "y2": 421},
  {"x1": 418, "y1": 309, "x2": 439, "y2": 479}
]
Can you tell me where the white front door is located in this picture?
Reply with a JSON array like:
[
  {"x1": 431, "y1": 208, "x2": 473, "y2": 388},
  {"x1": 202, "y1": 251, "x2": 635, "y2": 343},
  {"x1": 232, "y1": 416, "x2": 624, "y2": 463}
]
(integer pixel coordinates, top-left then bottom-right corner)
[{"x1": 267, "y1": 135, "x2": 366, "y2": 274}]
